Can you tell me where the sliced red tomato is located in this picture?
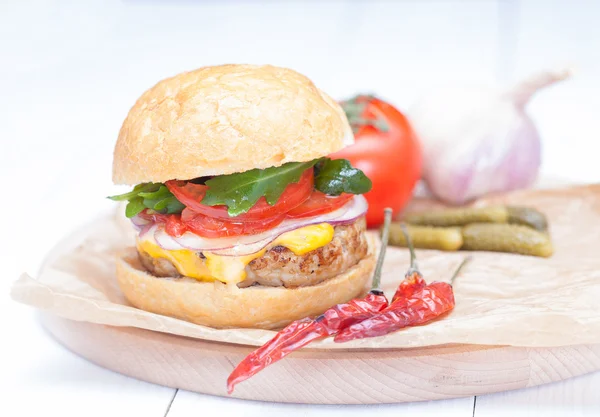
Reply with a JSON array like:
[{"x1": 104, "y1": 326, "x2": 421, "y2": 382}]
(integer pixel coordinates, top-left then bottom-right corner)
[
  {"x1": 180, "y1": 208, "x2": 286, "y2": 238},
  {"x1": 138, "y1": 210, "x2": 188, "y2": 237},
  {"x1": 143, "y1": 169, "x2": 359, "y2": 238},
  {"x1": 286, "y1": 192, "x2": 354, "y2": 219},
  {"x1": 165, "y1": 169, "x2": 314, "y2": 222},
  {"x1": 165, "y1": 215, "x2": 188, "y2": 237},
  {"x1": 139, "y1": 191, "x2": 354, "y2": 238}
]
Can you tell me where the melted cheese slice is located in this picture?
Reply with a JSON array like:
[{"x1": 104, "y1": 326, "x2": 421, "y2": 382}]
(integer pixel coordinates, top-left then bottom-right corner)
[{"x1": 137, "y1": 223, "x2": 335, "y2": 284}]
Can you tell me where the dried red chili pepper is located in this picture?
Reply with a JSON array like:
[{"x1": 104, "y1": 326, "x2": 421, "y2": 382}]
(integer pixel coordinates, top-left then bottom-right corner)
[
  {"x1": 334, "y1": 224, "x2": 470, "y2": 343},
  {"x1": 226, "y1": 209, "x2": 394, "y2": 394}
]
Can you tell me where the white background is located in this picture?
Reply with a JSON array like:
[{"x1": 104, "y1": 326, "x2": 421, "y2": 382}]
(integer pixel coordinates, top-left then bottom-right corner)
[{"x1": 2, "y1": 0, "x2": 599, "y2": 416}]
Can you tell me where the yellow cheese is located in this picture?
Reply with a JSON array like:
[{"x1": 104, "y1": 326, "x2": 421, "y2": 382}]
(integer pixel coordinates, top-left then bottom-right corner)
[
  {"x1": 203, "y1": 250, "x2": 266, "y2": 284},
  {"x1": 271, "y1": 223, "x2": 335, "y2": 255},
  {"x1": 137, "y1": 223, "x2": 335, "y2": 284},
  {"x1": 137, "y1": 240, "x2": 214, "y2": 281}
]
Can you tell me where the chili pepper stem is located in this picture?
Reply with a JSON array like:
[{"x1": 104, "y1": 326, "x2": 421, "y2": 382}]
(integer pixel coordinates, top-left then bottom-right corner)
[
  {"x1": 371, "y1": 208, "x2": 393, "y2": 291},
  {"x1": 449, "y1": 256, "x2": 472, "y2": 285},
  {"x1": 400, "y1": 223, "x2": 420, "y2": 275}
]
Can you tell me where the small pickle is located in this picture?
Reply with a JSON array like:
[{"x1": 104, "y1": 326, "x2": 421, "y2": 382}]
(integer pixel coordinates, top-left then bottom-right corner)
[
  {"x1": 388, "y1": 224, "x2": 463, "y2": 251},
  {"x1": 462, "y1": 223, "x2": 553, "y2": 258},
  {"x1": 404, "y1": 206, "x2": 509, "y2": 227},
  {"x1": 507, "y1": 206, "x2": 548, "y2": 231}
]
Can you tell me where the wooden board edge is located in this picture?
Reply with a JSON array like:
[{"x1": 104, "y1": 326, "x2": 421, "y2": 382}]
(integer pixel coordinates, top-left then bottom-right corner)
[{"x1": 38, "y1": 313, "x2": 600, "y2": 404}]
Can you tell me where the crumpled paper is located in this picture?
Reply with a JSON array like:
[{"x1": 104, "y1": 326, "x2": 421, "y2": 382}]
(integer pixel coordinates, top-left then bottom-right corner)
[{"x1": 11, "y1": 184, "x2": 600, "y2": 349}]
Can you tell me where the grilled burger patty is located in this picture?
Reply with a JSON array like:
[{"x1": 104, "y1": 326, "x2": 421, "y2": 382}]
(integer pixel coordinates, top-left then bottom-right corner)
[{"x1": 138, "y1": 217, "x2": 368, "y2": 288}]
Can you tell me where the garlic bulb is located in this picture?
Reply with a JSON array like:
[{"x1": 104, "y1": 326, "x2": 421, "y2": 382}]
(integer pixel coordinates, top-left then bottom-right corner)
[{"x1": 408, "y1": 69, "x2": 571, "y2": 205}]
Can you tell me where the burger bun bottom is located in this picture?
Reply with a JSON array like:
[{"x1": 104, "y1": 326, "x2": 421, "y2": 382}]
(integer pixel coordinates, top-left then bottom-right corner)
[{"x1": 115, "y1": 236, "x2": 376, "y2": 330}]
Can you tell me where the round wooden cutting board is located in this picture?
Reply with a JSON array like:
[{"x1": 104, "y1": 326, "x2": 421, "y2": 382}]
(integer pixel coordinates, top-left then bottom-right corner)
[{"x1": 41, "y1": 314, "x2": 600, "y2": 404}]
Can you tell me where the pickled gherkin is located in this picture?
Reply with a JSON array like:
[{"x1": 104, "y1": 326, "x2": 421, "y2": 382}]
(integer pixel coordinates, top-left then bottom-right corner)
[
  {"x1": 403, "y1": 205, "x2": 549, "y2": 232},
  {"x1": 507, "y1": 206, "x2": 548, "y2": 231},
  {"x1": 403, "y1": 206, "x2": 509, "y2": 227},
  {"x1": 395, "y1": 204, "x2": 553, "y2": 257},
  {"x1": 388, "y1": 224, "x2": 463, "y2": 251},
  {"x1": 462, "y1": 223, "x2": 553, "y2": 258}
]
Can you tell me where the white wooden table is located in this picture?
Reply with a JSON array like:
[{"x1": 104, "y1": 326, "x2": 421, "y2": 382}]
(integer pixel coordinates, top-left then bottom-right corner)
[{"x1": 3, "y1": 1, "x2": 599, "y2": 415}]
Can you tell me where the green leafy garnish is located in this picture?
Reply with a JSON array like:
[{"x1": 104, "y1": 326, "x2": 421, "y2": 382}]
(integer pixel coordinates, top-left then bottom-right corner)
[
  {"x1": 314, "y1": 158, "x2": 372, "y2": 195},
  {"x1": 201, "y1": 160, "x2": 319, "y2": 216},
  {"x1": 124, "y1": 196, "x2": 146, "y2": 218},
  {"x1": 108, "y1": 183, "x2": 185, "y2": 218},
  {"x1": 109, "y1": 159, "x2": 372, "y2": 218}
]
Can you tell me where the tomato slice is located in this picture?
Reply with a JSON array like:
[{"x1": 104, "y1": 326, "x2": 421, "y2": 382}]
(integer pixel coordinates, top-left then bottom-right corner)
[
  {"x1": 138, "y1": 210, "x2": 188, "y2": 236},
  {"x1": 286, "y1": 192, "x2": 354, "y2": 218},
  {"x1": 180, "y1": 208, "x2": 286, "y2": 238},
  {"x1": 141, "y1": 170, "x2": 356, "y2": 238},
  {"x1": 165, "y1": 169, "x2": 314, "y2": 222},
  {"x1": 165, "y1": 214, "x2": 188, "y2": 237},
  {"x1": 138, "y1": 192, "x2": 354, "y2": 238}
]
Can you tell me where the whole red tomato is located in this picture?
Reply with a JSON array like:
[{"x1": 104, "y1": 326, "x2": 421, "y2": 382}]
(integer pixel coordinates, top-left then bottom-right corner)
[{"x1": 332, "y1": 95, "x2": 422, "y2": 227}]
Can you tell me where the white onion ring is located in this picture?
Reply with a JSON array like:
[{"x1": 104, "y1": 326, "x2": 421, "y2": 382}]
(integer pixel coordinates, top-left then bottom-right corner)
[
  {"x1": 131, "y1": 215, "x2": 150, "y2": 227},
  {"x1": 139, "y1": 223, "x2": 156, "y2": 239},
  {"x1": 154, "y1": 227, "x2": 186, "y2": 250},
  {"x1": 141, "y1": 195, "x2": 367, "y2": 255}
]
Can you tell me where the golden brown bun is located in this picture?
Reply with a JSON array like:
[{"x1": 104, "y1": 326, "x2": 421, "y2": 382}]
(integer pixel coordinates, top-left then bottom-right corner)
[
  {"x1": 113, "y1": 64, "x2": 352, "y2": 185},
  {"x1": 115, "y1": 236, "x2": 376, "y2": 330}
]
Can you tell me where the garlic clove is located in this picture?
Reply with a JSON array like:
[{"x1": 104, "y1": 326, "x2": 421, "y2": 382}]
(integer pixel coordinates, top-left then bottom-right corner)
[{"x1": 408, "y1": 69, "x2": 571, "y2": 205}]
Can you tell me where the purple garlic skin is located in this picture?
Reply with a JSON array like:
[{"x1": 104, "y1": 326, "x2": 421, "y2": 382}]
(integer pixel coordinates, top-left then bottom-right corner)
[
  {"x1": 409, "y1": 69, "x2": 569, "y2": 205},
  {"x1": 427, "y1": 111, "x2": 542, "y2": 205}
]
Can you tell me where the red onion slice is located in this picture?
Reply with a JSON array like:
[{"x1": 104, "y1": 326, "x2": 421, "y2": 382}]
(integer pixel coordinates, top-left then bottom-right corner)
[
  {"x1": 139, "y1": 223, "x2": 156, "y2": 239},
  {"x1": 131, "y1": 215, "x2": 151, "y2": 227},
  {"x1": 140, "y1": 195, "x2": 367, "y2": 255},
  {"x1": 153, "y1": 227, "x2": 186, "y2": 251}
]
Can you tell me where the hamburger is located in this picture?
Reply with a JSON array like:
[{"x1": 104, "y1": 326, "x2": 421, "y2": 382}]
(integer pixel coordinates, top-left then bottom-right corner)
[{"x1": 109, "y1": 64, "x2": 375, "y2": 330}]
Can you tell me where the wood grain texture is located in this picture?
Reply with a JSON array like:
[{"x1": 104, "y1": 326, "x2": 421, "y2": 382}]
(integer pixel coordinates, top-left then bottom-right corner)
[{"x1": 40, "y1": 314, "x2": 600, "y2": 405}]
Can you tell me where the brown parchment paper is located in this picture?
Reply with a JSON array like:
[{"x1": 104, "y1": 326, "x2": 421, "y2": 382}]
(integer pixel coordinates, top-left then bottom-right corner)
[{"x1": 11, "y1": 184, "x2": 600, "y2": 349}]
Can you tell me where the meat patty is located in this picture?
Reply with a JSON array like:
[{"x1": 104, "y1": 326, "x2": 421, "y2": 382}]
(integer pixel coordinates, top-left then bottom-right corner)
[
  {"x1": 139, "y1": 251, "x2": 180, "y2": 277},
  {"x1": 138, "y1": 217, "x2": 368, "y2": 288},
  {"x1": 243, "y1": 217, "x2": 367, "y2": 287}
]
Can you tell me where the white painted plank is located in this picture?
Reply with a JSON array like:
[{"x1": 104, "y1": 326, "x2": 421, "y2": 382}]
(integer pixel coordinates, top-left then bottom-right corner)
[
  {"x1": 168, "y1": 390, "x2": 475, "y2": 417},
  {"x1": 474, "y1": 371, "x2": 600, "y2": 417},
  {"x1": 1, "y1": 306, "x2": 176, "y2": 417}
]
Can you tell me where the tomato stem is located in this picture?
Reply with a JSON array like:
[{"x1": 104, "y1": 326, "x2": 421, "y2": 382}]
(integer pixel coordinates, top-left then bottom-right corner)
[{"x1": 341, "y1": 95, "x2": 390, "y2": 134}]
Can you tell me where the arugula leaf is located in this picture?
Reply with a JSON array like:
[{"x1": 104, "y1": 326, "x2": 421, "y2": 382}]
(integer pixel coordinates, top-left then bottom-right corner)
[
  {"x1": 108, "y1": 183, "x2": 159, "y2": 201},
  {"x1": 314, "y1": 158, "x2": 372, "y2": 195},
  {"x1": 108, "y1": 183, "x2": 184, "y2": 218},
  {"x1": 201, "y1": 160, "x2": 319, "y2": 216},
  {"x1": 137, "y1": 185, "x2": 171, "y2": 200},
  {"x1": 160, "y1": 196, "x2": 186, "y2": 213},
  {"x1": 125, "y1": 197, "x2": 146, "y2": 218},
  {"x1": 108, "y1": 159, "x2": 371, "y2": 219}
]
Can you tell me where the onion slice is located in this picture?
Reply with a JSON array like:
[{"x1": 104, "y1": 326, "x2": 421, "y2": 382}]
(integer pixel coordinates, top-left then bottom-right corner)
[
  {"x1": 139, "y1": 195, "x2": 367, "y2": 255},
  {"x1": 154, "y1": 227, "x2": 186, "y2": 251},
  {"x1": 131, "y1": 215, "x2": 151, "y2": 227},
  {"x1": 139, "y1": 223, "x2": 157, "y2": 239}
]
